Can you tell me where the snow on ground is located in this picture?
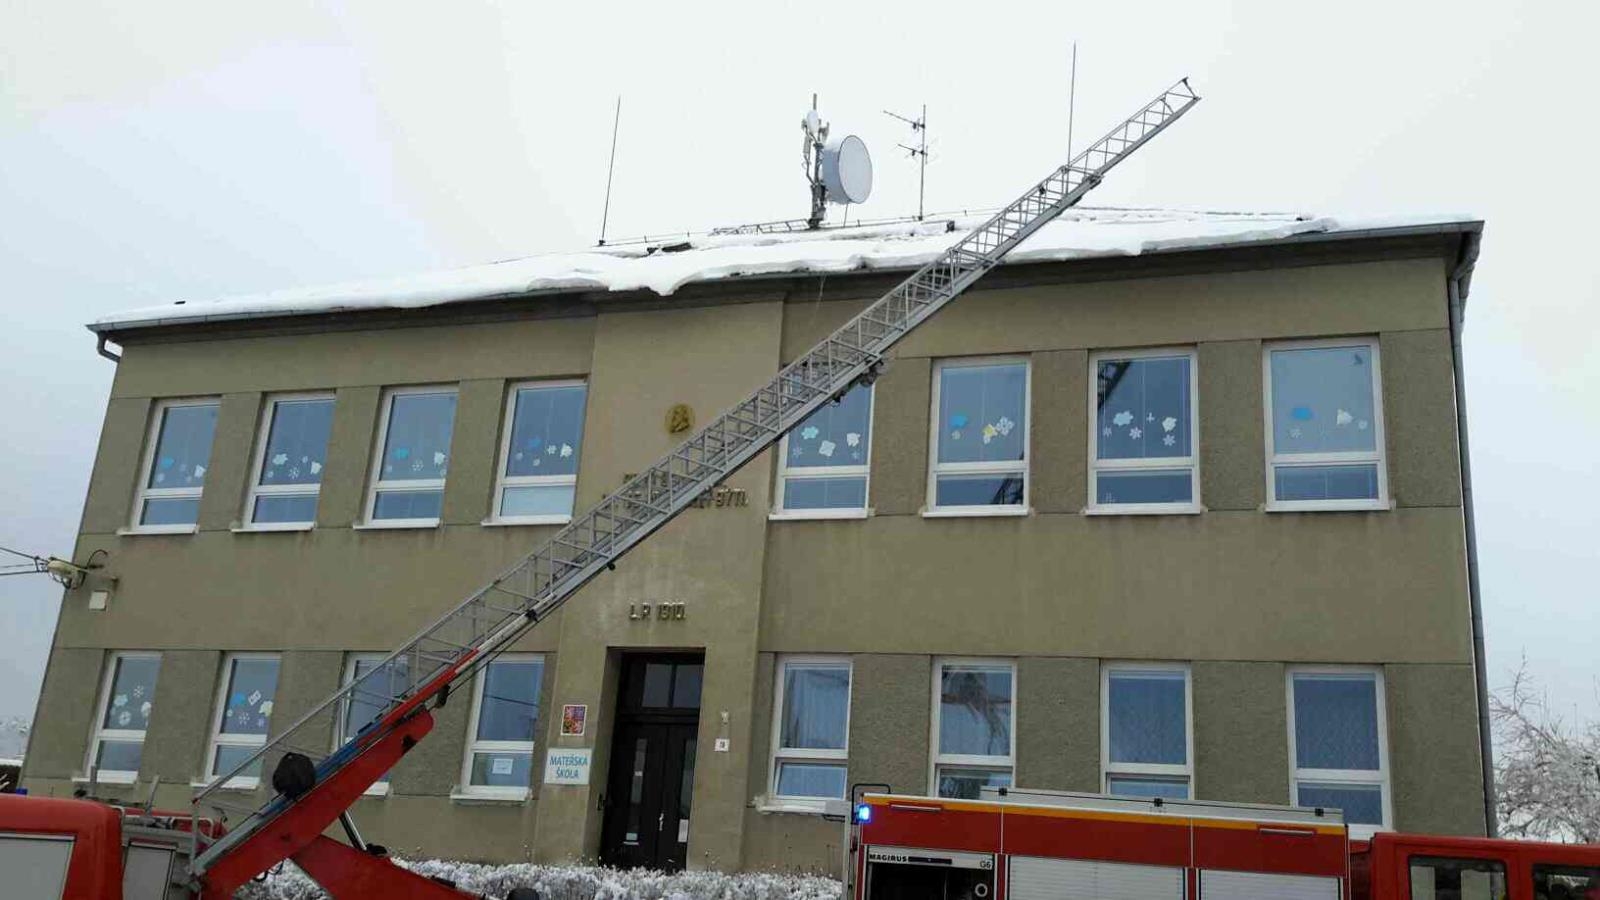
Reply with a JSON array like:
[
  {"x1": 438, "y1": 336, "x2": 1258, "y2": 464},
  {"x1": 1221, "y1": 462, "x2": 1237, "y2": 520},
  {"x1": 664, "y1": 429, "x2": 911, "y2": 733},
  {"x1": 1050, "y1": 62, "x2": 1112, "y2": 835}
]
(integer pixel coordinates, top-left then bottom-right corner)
[
  {"x1": 90, "y1": 207, "x2": 1475, "y2": 332},
  {"x1": 237, "y1": 859, "x2": 842, "y2": 900}
]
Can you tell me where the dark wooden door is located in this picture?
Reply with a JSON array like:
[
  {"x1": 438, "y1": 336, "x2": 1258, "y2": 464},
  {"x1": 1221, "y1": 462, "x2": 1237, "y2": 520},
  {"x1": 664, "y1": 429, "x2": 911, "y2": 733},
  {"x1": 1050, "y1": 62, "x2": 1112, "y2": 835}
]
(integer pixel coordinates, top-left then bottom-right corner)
[{"x1": 600, "y1": 655, "x2": 702, "y2": 871}]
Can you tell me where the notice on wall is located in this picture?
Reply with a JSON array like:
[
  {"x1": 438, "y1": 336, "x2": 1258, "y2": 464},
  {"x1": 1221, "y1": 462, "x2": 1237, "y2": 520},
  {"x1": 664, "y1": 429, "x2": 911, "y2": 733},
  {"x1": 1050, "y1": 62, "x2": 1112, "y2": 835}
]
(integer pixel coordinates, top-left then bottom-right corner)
[
  {"x1": 544, "y1": 748, "x2": 592, "y2": 785},
  {"x1": 561, "y1": 704, "x2": 587, "y2": 736}
]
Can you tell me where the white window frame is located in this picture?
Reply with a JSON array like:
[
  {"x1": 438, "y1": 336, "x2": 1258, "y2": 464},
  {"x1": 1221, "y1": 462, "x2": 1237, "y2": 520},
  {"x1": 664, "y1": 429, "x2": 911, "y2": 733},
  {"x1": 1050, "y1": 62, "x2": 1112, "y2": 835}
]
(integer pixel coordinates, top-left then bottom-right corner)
[
  {"x1": 1100, "y1": 662, "x2": 1194, "y2": 798},
  {"x1": 1285, "y1": 665, "x2": 1392, "y2": 838},
  {"x1": 86, "y1": 651, "x2": 159, "y2": 784},
  {"x1": 129, "y1": 398, "x2": 219, "y2": 534},
  {"x1": 1087, "y1": 348, "x2": 1202, "y2": 516},
  {"x1": 1263, "y1": 337, "x2": 1389, "y2": 512},
  {"x1": 488, "y1": 379, "x2": 586, "y2": 526},
  {"x1": 929, "y1": 658, "x2": 1017, "y2": 796},
  {"x1": 337, "y1": 653, "x2": 400, "y2": 797},
  {"x1": 925, "y1": 357, "x2": 1031, "y2": 517},
  {"x1": 201, "y1": 652, "x2": 280, "y2": 790},
  {"x1": 242, "y1": 392, "x2": 334, "y2": 531},
  {"x1": 457, "y1": 653, "x2": 545, "y2": 801},
  {"x1": 772, "y1": 385, "x2": 875, "y2": 520},
  {"x1": 363, "y1": 384, "x2": 457, "y2": 528},
  {"x1": 767, "y1": 655, "x2": 853, "y2": 811}
]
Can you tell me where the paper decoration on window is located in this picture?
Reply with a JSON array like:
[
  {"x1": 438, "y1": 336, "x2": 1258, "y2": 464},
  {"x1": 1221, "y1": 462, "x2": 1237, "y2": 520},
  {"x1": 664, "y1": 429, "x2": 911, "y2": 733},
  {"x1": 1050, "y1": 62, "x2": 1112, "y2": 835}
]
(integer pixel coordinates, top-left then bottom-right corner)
[
  {"x1": 545, "y1": 445, "x2": 558, "y2": 455},
  {"x1": 394, "y1": 447, "x2": 410, "y2": 460},
  {"x1": 1336, "y1": 409, "x2": 1353, "y2": 427},
  {"x1": 311, "y1": 461, "x2": 321, "y2": 474},
  {"x1": 248, "y1": 690, "x2": 262, "y2": 706},
  {"x1": 259, "y1": 700, "x2": 273, "y2": 716},
  {"x1": 114, "y1": 694, "x2": 128, "y2": 708},
  {"x1": 818, "y1": 440, "x2": 836, "y2": 457},
  {"x1": 1290, "y1": 427, "x2": 1303, "y2": 439},
  {"x1": 1162, "y1": 416, "x2": 1177, "y2": 433},
  {"x1": 232, "y1": 692, "x2": 245, "y2": 705},
  {"x1": 950, "y1": 430, "x2": 962, "y2": 440},
  {"x1": 1358, "y1": 420, "x2": 1370, "y2": 431},
  {"x1": 1291, "y1": 406, "x2": 1314, "y2": 421},
  {"x1": 790, "y1": 445, "x2": 803, "y2": 458},
  {"x1": 272, "y1": 453, "x2": 288, "y2": 466},
  {"x1": 1147, "y1": 412, "x2": 1155, "y2": 422},
  {"x1": 491, "y1": 756, "x2": 514, "y2": 775},
  {"x1": 801, "y1": 426, "x2": 820, "y2": 440},
  {"x1": 159, "y1": 457, "x2": 174, "y2": 469},
  {"x1": 560, "y1": 443, "x2": 573, "y2": 458},
  {"x1": 528, "y1": 437, "x2": 543, "y2": 450},
  {"x1": 1113, "y1": 411, "x2": 1134, "y2": 426},
  {"x1": 256, "y1": 716, "x2": 266, "y2": 728},
  {"x1": 1102, "y1": 427, "x2": 1112, "y2": 437},
  {"x1": 846, "y1": 432, "x2": 861, "y2": 447},
  {"x1": 133, "y1": 686, "x2": 145, "y2": 698},
  {"x1": 531, "y1": 458, "x2": 541, "y2": 467},
  {"x1": 194, "y1": 465, "x2": 206, "y2": 478},
  {"x1": 514, "y1": 452, "x2": 523, "y2": 461},
  {"x1": 996, "y1": 416, "x2": 1015, "y2": 437},
  {"x1": 1163, "y1": 434, "x2": 1176, "y2": 447},
  {"x1": 410, "y1": 460, "x2": 423, "y2": 472},
  {"x1": 155, "y1": 474, "x2": 165, "y2": 483},
  {"x1": 288, "y1": 467, "x2": 300, "y2": 478},
  {"x1": 949, "y1": 414, "x2": 969, "y2": 429},
  {"x1": 117, "y1": 710, "x2": 132, "y2": 726},
  {"x1": 1129, "y1": 427, "x2": 1143, "y2": 439},
  {"x1": 981, "y1": 423, "x2": 998, "y2": 444},
  {"x1": 140, "y1": 701, "x2": 151, "y2": 718},
  {"x1": 433, "y1": 451, "x2": 447, "y2": 465},
  {"x1": 851, "y1": 451, "x2": 862, "y2": 460}
]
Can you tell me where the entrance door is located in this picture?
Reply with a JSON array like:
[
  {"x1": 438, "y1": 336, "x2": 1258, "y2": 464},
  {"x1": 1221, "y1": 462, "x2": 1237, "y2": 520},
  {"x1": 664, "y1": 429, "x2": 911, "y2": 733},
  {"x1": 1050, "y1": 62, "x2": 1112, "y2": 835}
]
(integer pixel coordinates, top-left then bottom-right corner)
[{"x1": 600, "y1": 654, "x2": 702, "y2": 870}]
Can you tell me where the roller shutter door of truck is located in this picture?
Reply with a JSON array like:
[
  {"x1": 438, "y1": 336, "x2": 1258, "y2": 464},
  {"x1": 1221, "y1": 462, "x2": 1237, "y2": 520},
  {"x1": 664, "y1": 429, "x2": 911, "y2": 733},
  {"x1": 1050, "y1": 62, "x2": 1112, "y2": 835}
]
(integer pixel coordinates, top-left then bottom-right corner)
[
  {"x1": 1009, "y1": 856, "x2": 1185, "y2": 900},
  {"x1": 0, "y1": 832, "x2": 74, "y2": 900},
  {"x1": 1200, "y1": 869, "x2": 1341, "y2": 900}
]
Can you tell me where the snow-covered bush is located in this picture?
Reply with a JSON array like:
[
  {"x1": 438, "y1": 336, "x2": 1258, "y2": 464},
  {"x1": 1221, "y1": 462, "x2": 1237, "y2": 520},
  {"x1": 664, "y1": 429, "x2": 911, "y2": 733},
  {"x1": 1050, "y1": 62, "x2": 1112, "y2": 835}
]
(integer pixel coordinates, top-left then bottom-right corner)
[{"x1": 237, "y1": 859, "x2": 842, "y2": 900}]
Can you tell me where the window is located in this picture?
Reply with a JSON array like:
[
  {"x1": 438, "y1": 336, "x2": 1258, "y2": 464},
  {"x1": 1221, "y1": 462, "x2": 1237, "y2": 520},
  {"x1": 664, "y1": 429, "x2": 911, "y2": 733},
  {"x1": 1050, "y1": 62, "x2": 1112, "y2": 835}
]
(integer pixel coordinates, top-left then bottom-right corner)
[
  {"x1": 928, "y1": 359, "x2": 1029, "y2": 513},
  {"x1": 769, "y1": 657, "x2": 852, "y2": 806},
  {"x1": 245, "y1": 394, "x2": 335, "y2": 527},
  {"x1": 775, "y1": 384, "x2": 874, "y2": 517},
  {"x1": 87, "y1": 652, "x2": 160, "y2": 783},
  {"x1": 1103, "y1": 664, "x2": 1192, "y2": 799},
  {"x1": 366, "y1": 386, "x2": 457, "y2": 524},
  {"x1": 1265, "y1": 339, "x2": 1387, "y2": 509},
  {"x1": 491, "y1": 381, "x2": 588, "y2": 523},
  {"x1": 1533, "y1": 865, "x2": 1600, "y2": 900},
  {"x1": 1411, "y1": 857, "x2": 1508, "y2": 900},
  {"x1": 1288, "y1": 668, "x2": 1390, "y2": 834},
  {"x1": 460, "y1": 655, "x2": 545, "y2": 799},
  {"x1": 132, "y1": 399, "x2": 219, "y2": 529},
  {"x1": 337, "y1": 653, "x2": 411, "y2": 791},
  {"x1": 932, "y1": 660, "x2": 1014, "y2": 798},
  {"x1": 1090, "y1": 350, "x2": 1199, "y2": 512},
  {"x1": 204, "y1": 654, "x2": 280, "y2": 787}
]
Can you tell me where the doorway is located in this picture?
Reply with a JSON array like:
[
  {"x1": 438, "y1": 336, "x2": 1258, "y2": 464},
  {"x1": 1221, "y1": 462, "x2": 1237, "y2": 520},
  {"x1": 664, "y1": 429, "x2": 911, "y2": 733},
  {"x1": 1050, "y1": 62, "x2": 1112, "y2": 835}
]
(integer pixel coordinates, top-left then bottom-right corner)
[{"x1": 599, "y1": 653, "x2": 703, "y2": 870}]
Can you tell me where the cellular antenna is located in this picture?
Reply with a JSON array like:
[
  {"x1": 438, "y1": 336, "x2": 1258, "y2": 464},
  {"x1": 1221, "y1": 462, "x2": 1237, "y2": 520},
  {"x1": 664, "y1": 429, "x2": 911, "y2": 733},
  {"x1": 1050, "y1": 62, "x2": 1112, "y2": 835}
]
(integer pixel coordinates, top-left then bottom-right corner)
[
  {"x1": 597, "y1": 95, "x2": 622, "y2": 246},
  {"x1": 884, "y1": 104, "x2": 929, "y2": 220},
  {"x1": 1067, "y1": 42, "x2": 1078, "y2": 158},
  {"x1": 802, "y1": 94, "x2": 873, "y2": 229}
]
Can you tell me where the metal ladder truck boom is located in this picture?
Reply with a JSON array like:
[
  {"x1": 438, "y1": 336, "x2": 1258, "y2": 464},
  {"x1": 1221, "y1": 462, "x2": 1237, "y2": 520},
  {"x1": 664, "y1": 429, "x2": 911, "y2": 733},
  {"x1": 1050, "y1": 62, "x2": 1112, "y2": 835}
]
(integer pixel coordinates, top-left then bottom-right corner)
[{"x1": 186, "y1": 78, "x2": 1201, "y2": 899}]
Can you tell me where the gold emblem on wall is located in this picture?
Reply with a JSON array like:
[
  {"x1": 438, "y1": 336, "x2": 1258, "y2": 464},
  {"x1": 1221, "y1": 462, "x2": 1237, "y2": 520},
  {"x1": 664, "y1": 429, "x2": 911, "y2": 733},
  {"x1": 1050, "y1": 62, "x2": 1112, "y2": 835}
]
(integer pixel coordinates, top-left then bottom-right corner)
[{"x1": 665, "y1": 403, "x2": 694, "y2": 434}]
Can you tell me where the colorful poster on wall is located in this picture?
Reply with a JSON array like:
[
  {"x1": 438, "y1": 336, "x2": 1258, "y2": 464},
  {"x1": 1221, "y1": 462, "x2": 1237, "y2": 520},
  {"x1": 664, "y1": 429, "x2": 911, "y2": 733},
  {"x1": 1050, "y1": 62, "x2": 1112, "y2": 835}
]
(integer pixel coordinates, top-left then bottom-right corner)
[{"x1": 561, "y1": 703, "x2": 587, "y2": 736}]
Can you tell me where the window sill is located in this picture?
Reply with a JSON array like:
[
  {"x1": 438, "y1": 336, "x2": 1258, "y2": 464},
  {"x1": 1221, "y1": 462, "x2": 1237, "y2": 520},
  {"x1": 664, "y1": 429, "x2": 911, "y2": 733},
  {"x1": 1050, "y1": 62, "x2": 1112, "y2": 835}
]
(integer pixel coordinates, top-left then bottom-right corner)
[
  {"x1": 231, "y1": 522, "x2": 315, "y2": 533},
  {"x1": 190, "y1": 777, "x2": 260, "y2": 792},
  {"x1": 450, "y1": 788, "x2": 530, "y2": 805},
  {"x1": 73, "y1": 772, "x2": 138, "y2": 786},
  {"x1": 1265, "y1": 498, "x2": 1394, "y2": 513},
  {"x1": 921, "y1": 506, "x2": 1031, "y2": 519},
  {"x1": 1083, "y1": 504, "x2": 1204, "y2": 517},
  {"x1": 352, "y1": 519, "x2": 442, "y2": 531},
  {"x1": 768, "y1": 508, "x2": 873, "y2": 522},
  {"x1": 481, "y1": 515, "x2": 572, "y2": 527},
  {"x1": 754, "y1": 800, "x2": 833, "y2": 815},
  {"x1": 117, "y1": 525, "x2": 198, "y2": 537}
]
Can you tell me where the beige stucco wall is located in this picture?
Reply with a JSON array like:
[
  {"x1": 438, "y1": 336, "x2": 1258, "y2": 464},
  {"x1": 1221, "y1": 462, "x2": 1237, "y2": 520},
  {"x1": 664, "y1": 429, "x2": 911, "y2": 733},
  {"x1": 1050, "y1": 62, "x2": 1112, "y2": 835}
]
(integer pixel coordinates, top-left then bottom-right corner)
[{"x1": 26, "y1": 247, "x2": 1488, "y2": 868}]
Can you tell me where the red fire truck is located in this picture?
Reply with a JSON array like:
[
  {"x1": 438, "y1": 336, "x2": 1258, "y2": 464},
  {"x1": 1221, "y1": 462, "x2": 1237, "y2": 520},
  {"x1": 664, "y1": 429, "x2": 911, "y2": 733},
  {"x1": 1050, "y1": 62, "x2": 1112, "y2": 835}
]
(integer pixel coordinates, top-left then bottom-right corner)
[{"x1": 848, "y1": 787, "x2": 1600, "y2": 900}]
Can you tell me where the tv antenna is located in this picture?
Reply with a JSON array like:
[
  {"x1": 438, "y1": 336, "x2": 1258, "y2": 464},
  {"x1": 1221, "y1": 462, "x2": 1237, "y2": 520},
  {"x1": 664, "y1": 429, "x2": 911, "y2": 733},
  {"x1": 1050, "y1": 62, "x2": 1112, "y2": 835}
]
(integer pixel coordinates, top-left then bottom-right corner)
[
  {"x1": 884, "y1": 104, "x2": 929, "y2": 220},
  {"x1": 802, "y1": 94, "x2": 873, "y2": 229},
  {"x1": 597, "y1": 95, "x2": 623, "y2": 246}
]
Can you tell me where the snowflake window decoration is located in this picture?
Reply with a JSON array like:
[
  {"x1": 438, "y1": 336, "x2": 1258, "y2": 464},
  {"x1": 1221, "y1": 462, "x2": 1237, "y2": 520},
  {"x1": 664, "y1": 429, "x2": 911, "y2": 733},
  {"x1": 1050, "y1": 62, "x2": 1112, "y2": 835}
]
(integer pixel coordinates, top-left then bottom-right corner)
[
  {"x1": 1129, "y1": 427, "x2": 1143, "y2": 440},
  {"x1": 272, "y1": 453, "x2": 289, "y2": 466},
  {"x1": 1113, "y1": 410, "x2": 1134, "y2": 427},
  {"x1": 560, "y1": 444, "x2": 573, "y2": 458},
  {"x1": 1163, "y1": 434, "x2": 1176, "y2": 447},
  {"x1": 818, "y1": 440, "x2": 836, "y2": 458},
  {"x1": 845, "y1": 432, "x2": 860, "y2": 447},
  {"x1": 1162, "y1": 416, "x2": 1177, "y2": 433},
  {"x1": 800, "y1": 426, "x2": 820, "y2": 440},
  {"x1": 995, "y1": 416, "x2": 1015, "y2": 437}
]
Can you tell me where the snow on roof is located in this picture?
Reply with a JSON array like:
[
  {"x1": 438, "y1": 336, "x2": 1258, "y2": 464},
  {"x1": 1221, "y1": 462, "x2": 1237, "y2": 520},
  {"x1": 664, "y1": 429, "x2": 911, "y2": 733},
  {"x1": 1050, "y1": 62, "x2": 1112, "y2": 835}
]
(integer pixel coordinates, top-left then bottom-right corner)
[{"x1": 90, "y1": 207, "x2": 1479, "y2": 333}]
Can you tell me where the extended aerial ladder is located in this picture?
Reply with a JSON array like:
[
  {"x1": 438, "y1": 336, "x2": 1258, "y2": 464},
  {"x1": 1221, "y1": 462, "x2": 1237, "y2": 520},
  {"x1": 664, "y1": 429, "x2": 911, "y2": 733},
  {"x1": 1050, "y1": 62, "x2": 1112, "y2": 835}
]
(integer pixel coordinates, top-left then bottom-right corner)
[{"x1": 186, "y1": 78, "x2": 1201, "y2": 898}]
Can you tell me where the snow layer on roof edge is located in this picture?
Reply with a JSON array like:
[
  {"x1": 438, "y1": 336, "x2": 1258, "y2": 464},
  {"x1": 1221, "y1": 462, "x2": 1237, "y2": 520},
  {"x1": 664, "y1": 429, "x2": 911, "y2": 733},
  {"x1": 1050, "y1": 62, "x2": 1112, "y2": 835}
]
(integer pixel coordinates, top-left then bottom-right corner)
[{"x1": 91, "y1": 208, "x2": 1476, "y2": 331}]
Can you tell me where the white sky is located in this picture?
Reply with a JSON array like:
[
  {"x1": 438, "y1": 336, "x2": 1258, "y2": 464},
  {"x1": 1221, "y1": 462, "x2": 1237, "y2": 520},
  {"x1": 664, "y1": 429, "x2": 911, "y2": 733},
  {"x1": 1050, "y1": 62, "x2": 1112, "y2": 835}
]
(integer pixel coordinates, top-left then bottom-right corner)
[{"x1": 1, "y1": 1, "x2": 1595, "y2": 729}]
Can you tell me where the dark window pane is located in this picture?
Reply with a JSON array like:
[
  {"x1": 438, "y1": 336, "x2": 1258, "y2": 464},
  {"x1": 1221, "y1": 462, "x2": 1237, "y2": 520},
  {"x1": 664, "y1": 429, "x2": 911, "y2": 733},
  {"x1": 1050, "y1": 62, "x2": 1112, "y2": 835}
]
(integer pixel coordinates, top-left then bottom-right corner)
[
  {"x1": 147, "y1": 404, "x2": 218, "y2": 489},
  {"x1": 505, "y1": 385, "x2": 587, "y2": 478},
  {"x1": 103, "y1": 656, "x2": 159, "y2": 731},
  {"x1": 937, "y1": 767, "x2": 1011, "y2": 800},
  {"x1": 935, "y1": 474, "x2": 1024, "y2": 507},
  {"x1": 258, "y1": 399, "x2": 333, "y2": 487},
  {"x1": 786, "y1": 383, "x2": 872, "y2": 469},
  {"x1": 1097, "y1": 356, "x2": 1191, "y2": 460},
  {"x1": 672, "y1": 664, "x2": 703, "y2": 709},
  {"x1": 1275, "y1": 464, "x2": 1379, "y2": 502},
  {"x1": 780, "y1": 665, "x2": 849, "y2": 750},
  {"x1": 251, "y1": 494, "x2": 318, "y2": 524},
  {"x1": 1297, "y1": 781, "x2": 1383, "y2": 825},
  {"x1": 140, "y1": 497, "x2": 199, "y2": 526},
  {"x1": 1107, "y1": 775, "x2": 1190, "y2": 800},
  {"x1": 1294, "y1": 674, "x2": 1380, "y2": 771},
  {"x1": 642, "y1": 663, "x2": 673, "y2": 708},
  {"x1": 1108, "y1": 671, "x2": 1187, "y2": 765},
  {"x1": 939, "y1": 667, "x2": 1012, "y2": 756},
  {"x1": 218, "y1": 658, "x2": 279, "y2": 736},
  {"x1": 1270, "y1": 346, "x2": 1377, "y2": 455},
  {"x1": 1096, "y1": 469, "x2": 1193, "y2": 505},
  {"x1": 500, "y1": 485, "x2": 575, "y2": 518},
  {"x1": 372, "y1": 489, "x2": 443, "y2": 520},
  {"x1": 469, "y1": 751, "x2": 533, "y2": 788},
  {"x1": 783, "y1": 476, "x2": 866, "y2": 511},
  {"x1": 345, "y1": 657, "x2": 411, "y2": 742},
  {"x1": 776, "y1": 762, "x2": 847, "y2": 799},
  {"x1": 378, "y1": 392, "x2": 456, "y2": 482},
  {"x1": 94, "y1": 739, "x2": 143, "y2": 773},
  {"x1": 938, "y1": 363, "x2": 1027, "y2": 464},
  {"x1": 475, "y1": 659, "x2": 543, "y2": 742}
]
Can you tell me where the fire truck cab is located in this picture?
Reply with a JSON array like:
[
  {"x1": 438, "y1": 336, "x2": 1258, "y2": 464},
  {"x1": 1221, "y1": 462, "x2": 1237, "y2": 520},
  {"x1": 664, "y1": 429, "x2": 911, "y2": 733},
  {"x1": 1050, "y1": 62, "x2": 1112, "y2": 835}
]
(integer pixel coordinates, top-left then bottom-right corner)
[
  {"x1": 849, "y1": 787, "x2": 1600, "y2": 900},
  {"x1": 0, "y1": 793, "x2": 219, "y2": 900}
]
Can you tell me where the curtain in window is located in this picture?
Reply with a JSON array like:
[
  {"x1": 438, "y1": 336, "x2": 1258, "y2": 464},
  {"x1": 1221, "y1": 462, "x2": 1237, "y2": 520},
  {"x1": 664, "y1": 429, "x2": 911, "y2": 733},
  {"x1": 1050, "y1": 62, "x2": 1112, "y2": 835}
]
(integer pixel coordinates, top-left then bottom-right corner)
[
  {"x1": 780, "y1": 666, "x2": 849, "y2": 750},
  {"x1": 1294, "y1": 675, "x2": 1379, "y2": 770},
  {"x1": 1108, "y1": 671, "x2": 1186, "y2": 765},
  {"x1": 939, "y1": 668, "x2": 1012, "y2": 756}
]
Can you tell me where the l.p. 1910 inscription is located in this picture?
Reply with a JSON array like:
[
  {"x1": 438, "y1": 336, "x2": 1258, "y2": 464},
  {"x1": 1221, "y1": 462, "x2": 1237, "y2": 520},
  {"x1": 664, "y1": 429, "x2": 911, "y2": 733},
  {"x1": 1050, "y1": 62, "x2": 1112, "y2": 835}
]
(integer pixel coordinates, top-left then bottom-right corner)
[{"x1": 628, "y1": 601, "x2": 687, "y2": 621}]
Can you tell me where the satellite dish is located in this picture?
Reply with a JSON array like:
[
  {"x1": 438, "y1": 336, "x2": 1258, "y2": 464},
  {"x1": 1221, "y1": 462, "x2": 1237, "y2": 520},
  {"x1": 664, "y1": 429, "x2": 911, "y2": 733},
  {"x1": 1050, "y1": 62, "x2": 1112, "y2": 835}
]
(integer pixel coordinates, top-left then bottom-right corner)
[{"x1": 821, "y1": 135, "x2": 873, "y2": 205}]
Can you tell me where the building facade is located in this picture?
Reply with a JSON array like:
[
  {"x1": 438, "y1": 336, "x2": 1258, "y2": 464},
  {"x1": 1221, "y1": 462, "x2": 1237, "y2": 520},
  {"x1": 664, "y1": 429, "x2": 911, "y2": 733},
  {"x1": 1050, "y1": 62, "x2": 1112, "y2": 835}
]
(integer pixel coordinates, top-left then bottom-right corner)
[{"x1": 24, "y1": 211, "x2": 1489, "y2": 874}]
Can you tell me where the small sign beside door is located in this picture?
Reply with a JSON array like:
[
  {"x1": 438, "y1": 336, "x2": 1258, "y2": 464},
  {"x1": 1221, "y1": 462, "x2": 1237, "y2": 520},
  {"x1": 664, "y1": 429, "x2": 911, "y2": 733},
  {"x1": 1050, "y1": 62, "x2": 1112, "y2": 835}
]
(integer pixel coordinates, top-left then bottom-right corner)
[
  {"x1": 545, "y1": 748, "x2": 592, "y2": 785},
  {"x1": 562, "y1": 704, "x2": 587, "y2": 736}
]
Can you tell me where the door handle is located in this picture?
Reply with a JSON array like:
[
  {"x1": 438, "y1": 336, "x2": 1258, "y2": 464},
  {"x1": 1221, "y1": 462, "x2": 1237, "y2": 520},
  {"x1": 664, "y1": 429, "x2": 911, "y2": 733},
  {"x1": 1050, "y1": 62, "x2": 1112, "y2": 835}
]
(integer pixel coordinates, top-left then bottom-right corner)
[{"x1": 658, "y1": 812, "x2": 664, "y2": 832}]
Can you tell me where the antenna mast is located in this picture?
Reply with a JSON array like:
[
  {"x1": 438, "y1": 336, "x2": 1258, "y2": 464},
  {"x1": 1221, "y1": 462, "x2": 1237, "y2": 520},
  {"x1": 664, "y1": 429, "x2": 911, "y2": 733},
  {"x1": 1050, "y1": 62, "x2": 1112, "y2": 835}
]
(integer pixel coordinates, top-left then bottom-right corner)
[
  {"x1": 597, "y1": 95, "x2": 623, "y2": 246},
  {"x1": 803, "y1": 93, "x2": 829, "y2": 229},
  {"x1": 884, "y1": 104, "x2": 929, "y2": 220}
]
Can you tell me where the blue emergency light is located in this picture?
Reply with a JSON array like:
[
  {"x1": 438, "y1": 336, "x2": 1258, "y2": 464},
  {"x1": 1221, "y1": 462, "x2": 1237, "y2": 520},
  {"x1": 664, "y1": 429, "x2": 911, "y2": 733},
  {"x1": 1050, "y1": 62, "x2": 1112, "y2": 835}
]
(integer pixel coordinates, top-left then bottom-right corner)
[{"x1": 855, "y1": 803, "x2": 872, "y2": 823}]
